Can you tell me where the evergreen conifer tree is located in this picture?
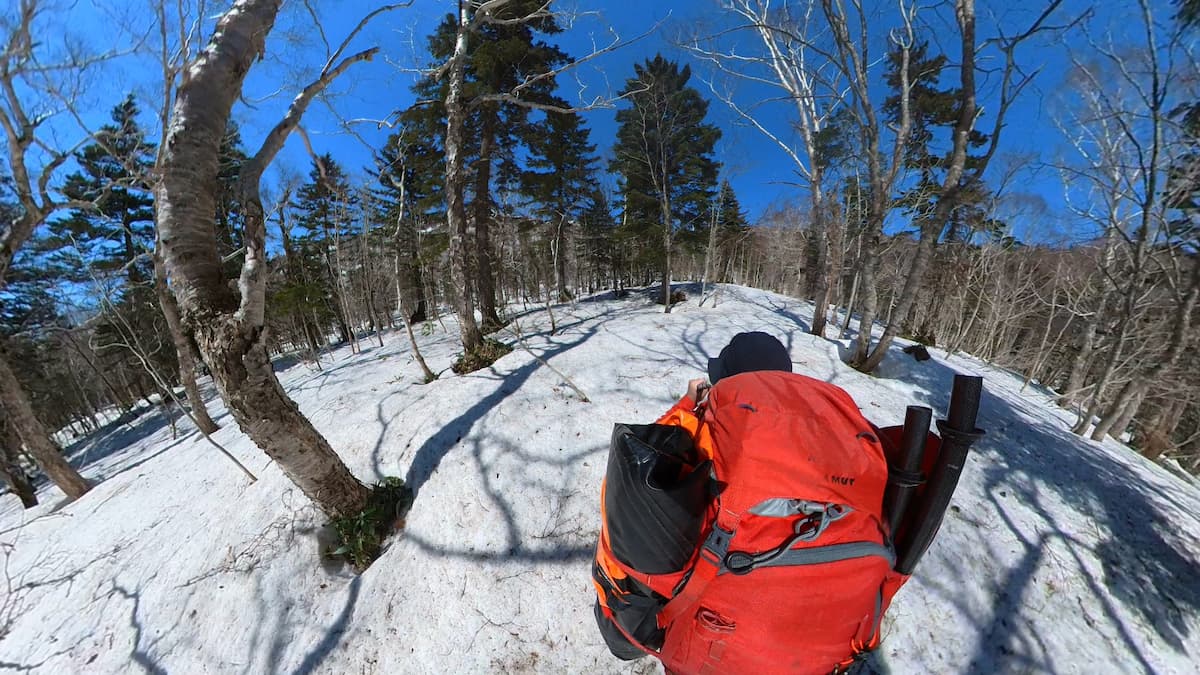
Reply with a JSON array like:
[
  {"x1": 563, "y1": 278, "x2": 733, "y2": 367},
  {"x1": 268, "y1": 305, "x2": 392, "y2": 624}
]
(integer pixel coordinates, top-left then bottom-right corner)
[
  {"x1": 51, "y1": 96, "x2": 176, "y2": 407},
  {"x1": 290, "y1": 154, "x2": 358, "y2": 345},
  {"x1": 55, "y1": 95, "x2": 156, "y2": 285},
  {"x1": 611, "y1": 55, "x2": 721, "y2": 311},
  {"x1": 522, "y1": 108, "x2": 597, "y2": 300},
  {"x1": 404, "y1": 4, "x2": 572, "y2": 331}
]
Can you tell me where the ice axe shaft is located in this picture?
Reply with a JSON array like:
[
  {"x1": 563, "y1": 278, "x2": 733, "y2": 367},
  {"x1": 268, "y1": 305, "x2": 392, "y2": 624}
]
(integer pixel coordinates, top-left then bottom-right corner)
[{"x1": 895, "y1": 374, "x2": 984, "y2": 575}]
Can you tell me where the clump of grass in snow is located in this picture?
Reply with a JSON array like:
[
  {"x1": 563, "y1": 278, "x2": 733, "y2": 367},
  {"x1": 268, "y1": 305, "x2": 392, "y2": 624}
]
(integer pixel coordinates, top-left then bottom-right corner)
[
  {"x1": 452, "y1": 338, "x2": 512, "y2": 374},
  {"x1": 327, "y1": 476, "x2": 414, "y2": 571}
]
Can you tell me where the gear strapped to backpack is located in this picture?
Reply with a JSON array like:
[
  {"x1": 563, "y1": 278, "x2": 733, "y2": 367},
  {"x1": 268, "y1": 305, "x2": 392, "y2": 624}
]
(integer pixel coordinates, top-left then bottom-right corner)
[{"x1": 592, "y1": 369, "x2": 982, "y2": 675}]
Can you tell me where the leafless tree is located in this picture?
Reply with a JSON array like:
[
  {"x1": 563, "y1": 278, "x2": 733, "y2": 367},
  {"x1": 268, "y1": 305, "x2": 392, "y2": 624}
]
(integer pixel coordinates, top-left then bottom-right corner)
[
  {"x1": 0, "y1": 0, "x2": 100, "y2": 500},
  {"x1": 687, "y1": 0, "x2": 878, "y2": 334},
  {"x1": 154, "y1": 1, "x2": 407, "y2": 519},
  {"x1": 1053, "y1": 1, "x2": 1200, "y2": 440},
  {"x1": 380, "y1": 132, "x2": 436, "y2": 382},
  {"x1": 856, "y1": 0, "x2": 1070, "y2": 373},
  {"x1": 436, "y1": 0, "x2": 651, "y2": 350}
]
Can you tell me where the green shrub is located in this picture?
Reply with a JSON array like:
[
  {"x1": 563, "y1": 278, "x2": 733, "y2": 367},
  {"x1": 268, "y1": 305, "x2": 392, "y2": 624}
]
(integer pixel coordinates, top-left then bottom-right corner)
[
  {"x1": 327, "y1": 476, "x2": 414, "y2": 571},
  {"x1": 452, "y1": 338, "x2": 513, "y2": 374}
]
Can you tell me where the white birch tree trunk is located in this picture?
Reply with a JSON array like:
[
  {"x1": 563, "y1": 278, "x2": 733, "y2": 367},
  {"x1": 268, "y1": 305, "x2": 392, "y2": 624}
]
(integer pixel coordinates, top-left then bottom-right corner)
[{"x1": 154, "y1": 0, "x2": 371, "y2": 519}]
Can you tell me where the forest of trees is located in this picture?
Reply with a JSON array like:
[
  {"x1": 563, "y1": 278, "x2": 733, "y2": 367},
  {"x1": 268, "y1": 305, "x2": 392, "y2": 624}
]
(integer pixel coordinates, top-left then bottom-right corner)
[{"x1": 0, "y1": 0, "x2": 1196, "y2": 527}]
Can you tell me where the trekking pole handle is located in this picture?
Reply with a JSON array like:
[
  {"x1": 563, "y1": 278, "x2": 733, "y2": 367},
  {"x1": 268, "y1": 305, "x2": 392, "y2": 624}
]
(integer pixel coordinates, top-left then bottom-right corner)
[
  {"x1": 883, "y1": 405, "x2": 933, "y2": 536},
  {"x1": 894, "y1": 374, "x2": 984, "y2": 575},
  {"x1": 946, "y1": 374, "x2": 982, "y2": 436}
]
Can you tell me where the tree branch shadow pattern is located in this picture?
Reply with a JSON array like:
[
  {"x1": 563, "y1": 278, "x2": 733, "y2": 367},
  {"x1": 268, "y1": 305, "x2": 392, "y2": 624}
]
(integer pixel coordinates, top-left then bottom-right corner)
[
  {"x1": 403, "y1": 315, "x2": 601, "y2": 500},
  {"x1": 289, "y1": 576, "x2": 362, "y2": 675},
  {"x1": 400, "y1": 316, "x2": 609, "y2": 564}
]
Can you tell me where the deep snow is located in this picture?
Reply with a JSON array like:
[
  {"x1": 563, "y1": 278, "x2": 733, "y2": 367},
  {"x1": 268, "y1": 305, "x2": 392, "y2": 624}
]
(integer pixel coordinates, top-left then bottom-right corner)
[{"x1": 1, "y1": 284, "x2": 1197, "y2": 674}]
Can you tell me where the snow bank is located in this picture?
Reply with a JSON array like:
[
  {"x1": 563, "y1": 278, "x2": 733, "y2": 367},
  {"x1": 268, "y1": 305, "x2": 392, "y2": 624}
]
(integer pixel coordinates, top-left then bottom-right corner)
[{"x1": 1, "y1": 284, "x2": 1197, "y2": 674}]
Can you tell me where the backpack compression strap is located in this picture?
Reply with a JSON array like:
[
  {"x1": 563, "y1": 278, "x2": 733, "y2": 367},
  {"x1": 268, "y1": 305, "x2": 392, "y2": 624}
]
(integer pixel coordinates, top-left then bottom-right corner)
[{"x1": 657, "y1": 525, "x2": 732, "y2": 627}]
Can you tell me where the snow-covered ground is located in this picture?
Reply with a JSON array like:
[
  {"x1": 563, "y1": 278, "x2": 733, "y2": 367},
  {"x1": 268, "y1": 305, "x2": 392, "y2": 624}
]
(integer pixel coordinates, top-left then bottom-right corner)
[{"x1": 1, "y1": 284, "x2": 1197, "y2": 674}]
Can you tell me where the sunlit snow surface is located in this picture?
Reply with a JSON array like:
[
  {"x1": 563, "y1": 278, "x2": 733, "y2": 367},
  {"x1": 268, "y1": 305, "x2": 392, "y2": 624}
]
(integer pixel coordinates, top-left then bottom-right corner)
[{"x1": 1, "y1": 284, "x2": 1196, "y2": 674}]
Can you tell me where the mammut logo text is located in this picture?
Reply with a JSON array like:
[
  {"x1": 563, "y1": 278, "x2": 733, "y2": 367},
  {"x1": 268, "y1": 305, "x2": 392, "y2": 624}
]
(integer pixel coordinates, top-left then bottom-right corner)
[{"x1": 829, "y1": 475, "x2": 855, "y2": 486}]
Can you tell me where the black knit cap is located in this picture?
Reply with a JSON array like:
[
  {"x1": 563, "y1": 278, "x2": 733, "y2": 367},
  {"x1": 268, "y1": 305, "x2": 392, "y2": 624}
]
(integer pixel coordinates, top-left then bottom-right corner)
[{"x1": 707, "y1": 331, "x2": 793, "y2": 384}]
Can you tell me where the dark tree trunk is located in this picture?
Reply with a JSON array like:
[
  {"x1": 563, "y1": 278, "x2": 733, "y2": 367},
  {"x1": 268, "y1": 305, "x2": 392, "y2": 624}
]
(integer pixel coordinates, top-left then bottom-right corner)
[
  {"x1": 1, "y1": 419, "x2": 37, "y2": 508},
  {"x1": 660, "y1": 184, "x2": 673, "y2": 314},
  {"x1": 0, "y1": 352, "x2": 89, "y2": 499},
  {"x1": 474, "y1": 104, "x2": 503, "y2": 331}
]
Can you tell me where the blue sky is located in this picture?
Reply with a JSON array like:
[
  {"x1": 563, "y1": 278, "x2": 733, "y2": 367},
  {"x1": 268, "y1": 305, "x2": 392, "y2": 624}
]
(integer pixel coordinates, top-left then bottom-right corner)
[{"x1": 46, "y1": 0, "x2": 1159, "y2": 244}]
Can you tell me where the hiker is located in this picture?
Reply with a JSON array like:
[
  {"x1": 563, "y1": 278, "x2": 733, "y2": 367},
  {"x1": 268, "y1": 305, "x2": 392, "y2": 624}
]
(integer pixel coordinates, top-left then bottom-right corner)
[
  {"x1": 592, "y1": 327, "x2": 984, "y2": 673},
  {"x1": 592, "y1": 330, "x2": 950, "y2": 675},
  {"x1": 685, "y1": 331, "x2": 794, "y2": 406}
]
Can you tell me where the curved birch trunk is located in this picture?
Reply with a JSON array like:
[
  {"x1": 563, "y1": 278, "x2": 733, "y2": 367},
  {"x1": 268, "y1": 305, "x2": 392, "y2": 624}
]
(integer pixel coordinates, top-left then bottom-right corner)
[
  {"x1": 154, "y1": 0, "x2": 369, "y2": 519},
  {"x1": 153, "y1": 247, "x2": 219, "y2": 435}
]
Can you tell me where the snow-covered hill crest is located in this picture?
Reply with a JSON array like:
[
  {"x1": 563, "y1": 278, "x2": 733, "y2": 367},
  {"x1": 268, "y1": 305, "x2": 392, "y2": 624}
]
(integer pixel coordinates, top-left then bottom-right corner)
[{"x1": 1, "y1": 285, "x2": 1197, "y2": 674}]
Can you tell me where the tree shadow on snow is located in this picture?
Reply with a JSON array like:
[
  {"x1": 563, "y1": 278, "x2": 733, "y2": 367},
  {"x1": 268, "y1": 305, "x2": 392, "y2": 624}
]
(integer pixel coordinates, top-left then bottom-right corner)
[
  {"x1": 289, "y1": 576, "x2": 362, "y2": 675},
  {"x1": 873, "y1": 351, "x2": 1199, "y2": 674},
  {"x1": 33, "y1": 403, "x2": 233, "y2": 492},
  {"x1": 739, "y1": 294, "x2": 814, "y2": 334},
  {"x1": 402, "y1": 319, "x2": 601, "y2": 501},
  {"x1": 400, "y1": 437, "x2": 604, "y2": 566},
  {"x1": 395, "y1": 312, "x2": 636, "y2": 566}
]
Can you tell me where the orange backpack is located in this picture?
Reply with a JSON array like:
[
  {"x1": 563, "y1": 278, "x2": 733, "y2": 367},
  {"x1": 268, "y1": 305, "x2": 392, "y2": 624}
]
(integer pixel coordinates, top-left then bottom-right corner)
[{"x1": 593, "y1": 371, "x2": 913, "y2": 675}]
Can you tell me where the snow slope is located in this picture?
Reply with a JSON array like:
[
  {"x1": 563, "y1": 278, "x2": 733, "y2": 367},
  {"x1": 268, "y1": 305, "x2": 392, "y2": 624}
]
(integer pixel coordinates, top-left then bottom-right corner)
[{"x1": 1, "y1": 284, "x2": 1197, "y2": 674}]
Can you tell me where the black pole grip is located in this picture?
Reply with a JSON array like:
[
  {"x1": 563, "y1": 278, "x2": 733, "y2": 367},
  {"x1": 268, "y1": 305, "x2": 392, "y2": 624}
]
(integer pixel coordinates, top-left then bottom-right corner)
[
  {"x1": 946, "y1": 374, "x2": 982, "y2": 433},
  {"x1": 882, "y1": 405, "x2": 933, "y2": 537},
  {"x1": 894, "y1": 375, "x2": 984, "y2": 575}
]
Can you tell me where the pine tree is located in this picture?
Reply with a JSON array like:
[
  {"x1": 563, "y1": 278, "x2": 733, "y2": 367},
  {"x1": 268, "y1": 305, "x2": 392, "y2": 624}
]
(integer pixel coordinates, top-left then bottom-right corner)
[
  {"x1": 611, "y1": 55, "x2": 721, "y2": 311},
  {"x1": 522, "y1": 108, "x2": 597, "y2": 300},
  {"x1": 55, "y1": 95, "x2": 156, "y2": 285},
  {"x1": 467, "y1": 2, "x2": 570, "y2": 326},
  {"x1": 216, "y1": 122, "x2": 249, "y2": 266},
  {"x1": 291, "y1": 154, "x2": 359, "y2": 345},
  {"x1": 715, "y1": 179, "x2": 748, "y2": 281},
  {"x1": 884, "y1": 40, "x2": 990, "y2": 241},
  {"x1": 370, "y1": 129, "x2": 448, "y2": 323},
  {"x1": 50, "y1": 96, "x2": 177, "y2": 415},
  {"x1": 405, "y1": 6, "x2": 572, "y2": 332},
  {"x1": 579, "y1": 189, "x2": 617, "y2": 292}
]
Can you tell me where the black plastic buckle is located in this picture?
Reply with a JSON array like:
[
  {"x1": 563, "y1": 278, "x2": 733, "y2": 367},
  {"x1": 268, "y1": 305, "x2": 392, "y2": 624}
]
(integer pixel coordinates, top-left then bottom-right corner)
[{"x1": 702, "y1": 525, "x2": 734, "y2": 564}]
